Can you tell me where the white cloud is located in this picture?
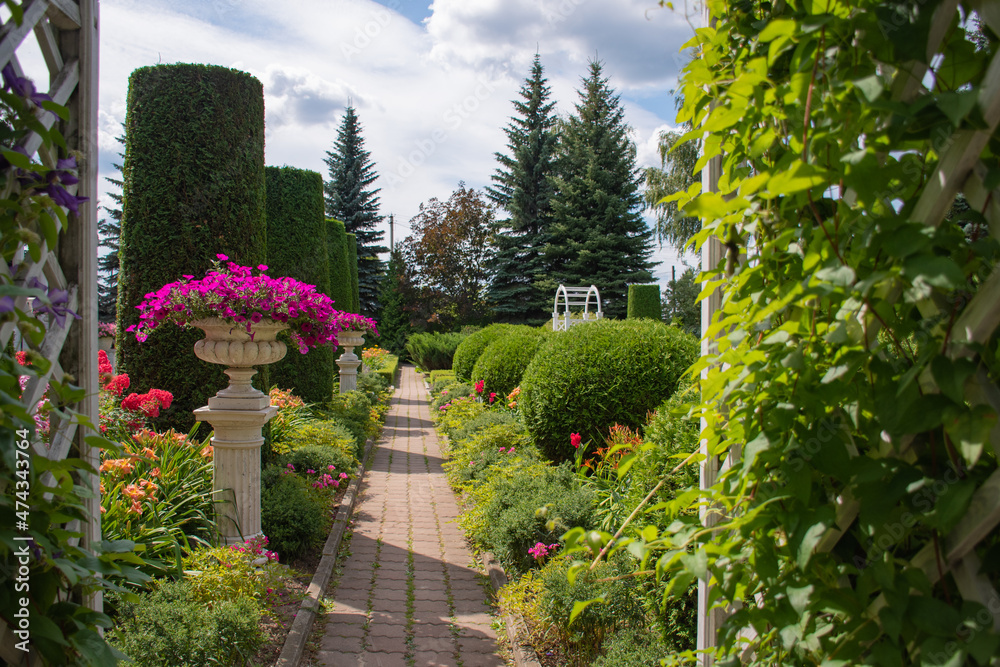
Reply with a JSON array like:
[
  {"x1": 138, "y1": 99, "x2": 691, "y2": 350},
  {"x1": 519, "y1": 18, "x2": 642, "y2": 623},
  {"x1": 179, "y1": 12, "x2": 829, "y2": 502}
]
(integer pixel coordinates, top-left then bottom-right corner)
[{"x1": 96, "y1": 0, "x2": 697, "y2": 288}]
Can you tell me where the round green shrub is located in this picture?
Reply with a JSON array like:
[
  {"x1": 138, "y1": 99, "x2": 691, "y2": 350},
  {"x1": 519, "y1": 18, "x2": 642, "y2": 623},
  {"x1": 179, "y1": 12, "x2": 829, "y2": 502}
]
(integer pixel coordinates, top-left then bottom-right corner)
[
  {"x1": 452, "y1": 323, "x2": 515, "y2": 381},
  {"x1": 109, "y1": 580, "x2": 262, "y2": 666},
  {"x1": 261, "y1": 467, "x2": 325, "y2": 561},
  {"x1": 519, "y1": 319, "x2": 698, "y2": 463},
  {"x1": 626, "y1": 284, "x2": 662, "y2": 321},
  {"x1": 266, "y1": 166, "x2": 334, "y2": 403},
  {"x1": 117, "y1": 64, "x2": 266, "y2": 433},
  {"x1": 471, "y1": 326, "x2": 547, "y2": 397}
]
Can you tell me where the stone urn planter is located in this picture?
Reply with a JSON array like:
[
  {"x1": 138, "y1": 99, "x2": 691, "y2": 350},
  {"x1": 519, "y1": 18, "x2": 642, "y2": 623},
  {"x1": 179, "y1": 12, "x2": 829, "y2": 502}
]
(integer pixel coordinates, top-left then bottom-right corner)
[
  {"x1": 336, "y1": 328, "x2": 365, "y2": 393},
  {"x1": 98, "y1": 336, "x2": 114, "y2": 352},
  {"x1": 190, "y1": 318, "x2": 287, "y2": 544}
]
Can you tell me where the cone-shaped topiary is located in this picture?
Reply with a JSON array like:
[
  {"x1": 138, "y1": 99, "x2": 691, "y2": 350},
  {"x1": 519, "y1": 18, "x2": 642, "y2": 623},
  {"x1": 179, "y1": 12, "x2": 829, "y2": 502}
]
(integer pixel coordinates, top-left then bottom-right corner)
[
  {"x1": 519, "y1": 319, "x2": 698, "y2": 463},
  {"x1": 627, "y1": 284, "x2": 662, "y2": 321},
  {"x1": 117, "y1": 64, "x2": 266, "y2": 432},
  {"x1": 452, "y1": 323, "x2": 516, "y2": 381},
  {"x1": 470, "y1": 326, "x2": 547, "y2": 398},
  {"x1": 265, "y1": 166, "x2": 334, "y2": 403}
]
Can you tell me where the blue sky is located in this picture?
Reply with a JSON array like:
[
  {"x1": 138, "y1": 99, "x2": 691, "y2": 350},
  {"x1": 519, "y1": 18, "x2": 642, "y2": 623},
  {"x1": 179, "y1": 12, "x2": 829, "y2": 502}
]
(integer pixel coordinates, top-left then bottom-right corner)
[{"x1": 17, "y1": 0, "x2": 699, "y2": 282}]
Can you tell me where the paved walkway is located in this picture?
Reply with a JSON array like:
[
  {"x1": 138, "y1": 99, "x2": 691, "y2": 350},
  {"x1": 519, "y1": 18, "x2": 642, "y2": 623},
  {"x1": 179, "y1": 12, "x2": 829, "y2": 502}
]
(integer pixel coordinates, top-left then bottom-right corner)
[{"x1": 316, "y1": 365, "x2": 504, "y2": 667}]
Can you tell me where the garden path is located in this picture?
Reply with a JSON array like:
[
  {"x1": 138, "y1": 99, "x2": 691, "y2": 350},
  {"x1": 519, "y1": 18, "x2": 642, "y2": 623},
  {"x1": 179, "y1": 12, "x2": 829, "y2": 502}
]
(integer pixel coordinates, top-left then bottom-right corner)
[{"x1": 315, "y1": 365, "x2": 504, "y2": 667}]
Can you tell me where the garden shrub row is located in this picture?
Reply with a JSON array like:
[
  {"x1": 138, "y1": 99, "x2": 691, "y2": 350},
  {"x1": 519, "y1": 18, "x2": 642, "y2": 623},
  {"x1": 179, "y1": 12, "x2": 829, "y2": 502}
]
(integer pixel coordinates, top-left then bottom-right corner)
[
  {"x1": 405, "y1": 331, "x2": 467, "y2": 371},
  {"x1": 432, "y1": 318, "x2": 702, "y2": 664},
  {"x1": 452, "y1": 323, "x2": 514, "y2": 381}
]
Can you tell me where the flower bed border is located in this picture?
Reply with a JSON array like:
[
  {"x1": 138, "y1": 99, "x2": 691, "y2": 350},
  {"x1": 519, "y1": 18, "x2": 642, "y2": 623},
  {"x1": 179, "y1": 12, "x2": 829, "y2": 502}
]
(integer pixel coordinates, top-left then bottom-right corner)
[
  {"x1": 275, "y1": 434, "x2": 377, "y2": 666},
  {"x1": 482, "y1": 552, "x2": 543, "y2": 667}
]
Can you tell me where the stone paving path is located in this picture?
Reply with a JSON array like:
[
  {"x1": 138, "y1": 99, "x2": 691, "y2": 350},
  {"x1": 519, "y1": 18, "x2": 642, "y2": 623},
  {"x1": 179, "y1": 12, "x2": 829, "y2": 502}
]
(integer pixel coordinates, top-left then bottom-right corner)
[{"x1": 316, "y1": 365, "x2": 504, "y2": 667}]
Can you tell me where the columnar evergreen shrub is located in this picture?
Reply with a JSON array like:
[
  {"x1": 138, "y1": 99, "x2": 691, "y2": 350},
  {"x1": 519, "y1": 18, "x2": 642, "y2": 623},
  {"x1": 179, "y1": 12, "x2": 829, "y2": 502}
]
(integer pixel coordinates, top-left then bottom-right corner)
[
  {"x1": 326, "y1": 219, "x2": 353, "y2": 313},
  {"x1": 470, "y1": 326, "x2": 547, "y2": 397},
  {"x1": 519, "y1": 319, "x2": 698, "y2": 462},
  {"x1": 347, "y1": 232, "x2": 360, "y2": 314},
  {"x1": 118, "y1": 64, "x2": 266, "y2": 432},
  {"x1": 452, "y1": 323, "x2": 515, "y2": 381},
  {"x1": 265, "y1": 166, "x2": 334, "y2": 403},
  {"x1": 626, "y1": 284, "x2": 661, "y2": 321}
]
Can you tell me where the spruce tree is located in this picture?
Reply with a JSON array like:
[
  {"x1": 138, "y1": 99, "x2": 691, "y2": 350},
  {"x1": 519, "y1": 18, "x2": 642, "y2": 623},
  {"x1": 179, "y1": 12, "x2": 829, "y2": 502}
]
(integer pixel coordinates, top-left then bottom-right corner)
[
  {"x1": 375, "y1": 247, "x2": 413, "y2": 357},
  {"x1": 486, "y1": 55, "x2": 558, "y2": 324},
  {"x1": 546, "y1": 61, "x2": 655, "y2": 318},
  {"x1": 98, "y1": 133, "x2": 125, "y2": 321},
  {"x1": 324, "y1": 106, "x2": 387, "y2": 316}
]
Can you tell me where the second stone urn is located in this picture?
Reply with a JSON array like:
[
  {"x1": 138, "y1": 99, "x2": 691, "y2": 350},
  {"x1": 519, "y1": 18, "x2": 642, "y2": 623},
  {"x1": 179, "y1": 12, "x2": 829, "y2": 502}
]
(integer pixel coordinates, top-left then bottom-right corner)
[
  {"x1": 191, "y1": 318, "x2": 287, "y2": 544},
  {"x1": 336, "y1": 328, "x2": 366, "y2": 393}
]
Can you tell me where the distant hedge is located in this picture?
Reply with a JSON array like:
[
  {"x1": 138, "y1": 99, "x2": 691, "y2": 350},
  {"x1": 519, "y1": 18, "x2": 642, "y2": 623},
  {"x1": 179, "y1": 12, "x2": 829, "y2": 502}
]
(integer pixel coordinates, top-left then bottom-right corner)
[
  {"x1": 265, "y1": 166, "x2": 333, "y2": 403},
  {"x1": 326, "y1": 219, "x2": 353, "y2": 314},
  {"x1": 347, "y1": 232, "x2": 360, "y2": 314},
  {"x1": 519, "y1": 319, "x2": 698, "y2": 463},
  {"x1": 117, "y1": 64, "x2": 266, "y2": 432},
  {"x1": 627, "y1": 284, "x2": 661, "y2": 321},
  {"x1": 405, "y1": 332, "x2": 467, "y2": 371},
  {"x1": 452, "y1": 324, "x2": 515, "y2": 382}
]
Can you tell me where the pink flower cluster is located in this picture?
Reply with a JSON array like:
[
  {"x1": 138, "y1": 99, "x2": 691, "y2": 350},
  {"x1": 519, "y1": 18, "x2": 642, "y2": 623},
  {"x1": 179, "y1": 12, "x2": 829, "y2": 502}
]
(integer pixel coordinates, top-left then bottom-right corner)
[
  {"x1": 230, "y1": 535, "x2": 278, "y2": 563},
  {"x1": 498, "y1": 447, "x2": 516, "y2": 455},
  {"x1": 127, "y1": 256, "x2": 378, "y2": 354},
  {"x1": 528, "y1": 542, "x2": 560, "y2": 562}
]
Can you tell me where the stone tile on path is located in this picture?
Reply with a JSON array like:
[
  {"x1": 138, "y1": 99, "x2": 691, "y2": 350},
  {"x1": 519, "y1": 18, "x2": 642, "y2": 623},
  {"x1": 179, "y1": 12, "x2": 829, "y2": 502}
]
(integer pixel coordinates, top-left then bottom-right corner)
[{"x1": 315, "y1": 365, "x2": 504, "y2": 666}]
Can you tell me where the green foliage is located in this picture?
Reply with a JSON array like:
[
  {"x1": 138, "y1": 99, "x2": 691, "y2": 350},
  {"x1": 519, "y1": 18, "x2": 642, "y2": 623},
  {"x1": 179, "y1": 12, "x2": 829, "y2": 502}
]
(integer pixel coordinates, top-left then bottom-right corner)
[
  {"x1": 519, "y1": 319, "x2": 698, "y2": 462},
  {"x1": 487, "y1": 54, "x2": 558, "y2": 323},
  {"x1": 470, "y1": 326, "x2": 547, "y2": 397},
  {"x1": 466, "y1": 460, "x2": 595, "y2": 575},
  {"x1": 452, "y1": 323, "x2": 515, "y2": 381},
  {"x1": 277, "y1": 419, "x2": 357, "y2": 463},
  {"x1": 374, "y1": 354, "x2": 399, "y2": 387},
  {"x1": 326, "y1": 218, "x2": 354, "y2": 314},
  {"x1": 435, "y1": 396, "x2": 486, "y2": 440},
  {"x1": 278, "y1": 444, "x2": 356, "y2": 480},
  {"x1": 544, "y1": 60, "x2": 655, "y2": 318},
  {"x1": 118, "y1": 64, "x2": 266, "y2": 432},
  {"x1": 324, "y1": 106, "x2": 387, "y2": 315},
  {"x1": 109, "y1": 580, "x2": 262, "y2": 666},
  {"x1": 375, "y1": 247, "x2": 414, "y2": 357},
  {"x1": 449, "y1": 409, "x2": 518, "y2": 446},
  {"x1": 265, "y1": 165, "x2": 334, "y2": 403},
  {"x1": 662, "y1": 266, "x2": 699, "y2": 337},
  {"x1": 442, "y1": 422, "x2": 536, "y2": 491},
  {"x1": 643, "y1": 125, "x2": 701, "y2": 253},
  {"x1": 260, "y1": 466, "x2": 325, "y2": 562},
  {"x1": 633, "y1": 3, "x2": 1000, "y2": 664},
  {"x1": 537, "y1": 555, "x2": 647, "y2": 655},
  {"x1": 321, "y1": 390, "x2": 376, "y2": 455},
  {"x1": 429, "y1": 370, "x2": 456, "y2": 384},
  {"x1": 626, "y1": 284, "x2": 661, "y2": 321},
  {"x1": 346, "y1": 232, "x2": 360, "y2": 314},
  {"x1": 430, "y1": 381, "x2": 473, "y2": 410},
  {"x1": 181, "y1": 546, "x2": 279, "y2": 607},
  {"x1": 405, "y1": 331, "x2": 467, "y2": 371},
  {"x1": 591, "y1": 627, "x2": 678, "y2": 667}
]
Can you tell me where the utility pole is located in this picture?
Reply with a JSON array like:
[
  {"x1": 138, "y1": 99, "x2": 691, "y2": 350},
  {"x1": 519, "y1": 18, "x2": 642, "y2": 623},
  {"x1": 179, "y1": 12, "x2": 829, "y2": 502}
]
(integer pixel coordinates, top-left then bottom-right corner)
[{"x1": 389, "y1": 213, "x2": 394, "y2": 252}]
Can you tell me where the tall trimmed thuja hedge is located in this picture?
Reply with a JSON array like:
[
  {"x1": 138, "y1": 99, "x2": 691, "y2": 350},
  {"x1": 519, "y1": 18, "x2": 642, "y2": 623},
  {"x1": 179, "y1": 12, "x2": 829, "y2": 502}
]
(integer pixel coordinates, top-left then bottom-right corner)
[
  {"x1": 326, "y1": 219, "x2": 353, "y2": 313},
  {"x1": 626, "y1": 284, "x2": 662, "y2": 321},
  {"x1": 346, "y1": 232, "x2": 360, "y2": 314},
  {"x1": 117, "y1": 64, "x2": 266, "y2": 432},
  {"x1": 265, "y1": 166, "x2": 333, "y2": 403}
]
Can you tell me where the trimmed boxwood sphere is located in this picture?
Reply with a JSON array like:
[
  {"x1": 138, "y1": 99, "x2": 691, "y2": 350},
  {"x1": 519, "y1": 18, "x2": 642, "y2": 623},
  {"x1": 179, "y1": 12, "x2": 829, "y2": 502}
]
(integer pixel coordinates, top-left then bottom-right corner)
[
  {"x1": 117, "y1": 64, "x2": 266, "y2": 433},
  {"x1": 519, "y1": 319, "x2": 698, "y2": 463},
  {"x1": 470, "y1": 326, "x2": 547, "y2": 398},
  {"x1": 452, "y1": 323, "x2": 515, "y2": 382}
]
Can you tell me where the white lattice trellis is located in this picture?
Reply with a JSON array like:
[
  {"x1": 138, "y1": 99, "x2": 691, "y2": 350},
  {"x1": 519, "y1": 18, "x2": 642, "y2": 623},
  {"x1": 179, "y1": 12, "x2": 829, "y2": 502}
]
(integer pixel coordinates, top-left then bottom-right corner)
[{"x1": 0, "y1": 1, "x2": 99, "y2": 663}]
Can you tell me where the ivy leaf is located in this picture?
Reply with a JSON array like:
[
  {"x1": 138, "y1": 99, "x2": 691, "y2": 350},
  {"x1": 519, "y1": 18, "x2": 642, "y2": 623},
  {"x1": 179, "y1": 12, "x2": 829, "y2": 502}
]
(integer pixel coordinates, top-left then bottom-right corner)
[
  {"x1": 765, "y1": 161, "x2": 828, "y2": 197},
  {"x1": 814, "y1": 265, "x2": 855, "y2": 287},
  {"x1": 923, "y1": 479, "x2": 976, "y2": 532},
  {"x1": 930, "y1": 356, "x2": 977, "y2": 405},
  {"x1": 787, "y1": 584, "x2": 813, "y2": 615},
  {"x1": 854, "y1": 75, "x2": 884, "y2": 103},
  {"x1": 937, "y1": 91, "x2": 979, "y2": 127},
  {"x1": 681, "y1": 548, "x2": 708, "y2": 580}
]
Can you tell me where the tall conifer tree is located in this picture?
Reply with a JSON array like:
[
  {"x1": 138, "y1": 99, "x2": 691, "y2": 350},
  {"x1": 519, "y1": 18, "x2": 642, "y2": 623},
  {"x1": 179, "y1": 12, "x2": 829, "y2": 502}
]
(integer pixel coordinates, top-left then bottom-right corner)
[
  {"x1": 486, "y1": 55, "x2": 558, "y2": 323},
  {"x1": 546, "y1": 60, "x2": 655, "y2": 318},
  {"x1": 324, "y1": 106, "x2": 387, "y2": 316},
  {"x1": 98, "y1": 133, "x2": 125, "y2": 321}
]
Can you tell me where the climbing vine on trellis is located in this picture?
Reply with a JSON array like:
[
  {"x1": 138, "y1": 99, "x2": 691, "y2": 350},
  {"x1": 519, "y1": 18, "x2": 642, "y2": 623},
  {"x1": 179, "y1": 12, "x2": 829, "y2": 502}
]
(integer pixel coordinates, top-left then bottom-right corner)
[{"x1": 568, "y1": 0, "x2": 1000, "y2": 664}]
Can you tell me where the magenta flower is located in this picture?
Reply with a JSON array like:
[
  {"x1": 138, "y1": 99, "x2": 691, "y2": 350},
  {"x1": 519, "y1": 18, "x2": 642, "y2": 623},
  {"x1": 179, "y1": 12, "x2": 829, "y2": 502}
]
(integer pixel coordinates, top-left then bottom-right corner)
[
  {"x1": 570, "y1": 433, "x2": 582, "y2": 449},
  {"x1": 475, "y1": 380, "x2": 485, "y2": 395}
]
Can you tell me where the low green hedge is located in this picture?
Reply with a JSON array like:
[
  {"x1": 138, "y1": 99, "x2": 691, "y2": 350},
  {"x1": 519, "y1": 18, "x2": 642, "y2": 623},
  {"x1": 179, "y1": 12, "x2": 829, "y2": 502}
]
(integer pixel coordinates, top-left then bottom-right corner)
[
  {"x1": 375, "y1": 354, "x2": 399, "y2": 386},
  {"x1": 429, "y1": 369, "x2": 456, "y2": 383}
]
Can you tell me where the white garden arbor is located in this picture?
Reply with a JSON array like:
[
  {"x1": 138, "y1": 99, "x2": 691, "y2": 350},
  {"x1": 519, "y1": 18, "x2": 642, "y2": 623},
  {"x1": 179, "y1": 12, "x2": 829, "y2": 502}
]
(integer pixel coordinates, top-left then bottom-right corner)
[{"x1": 551, "y1": 284, "x2": 603, "y2": 331}]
